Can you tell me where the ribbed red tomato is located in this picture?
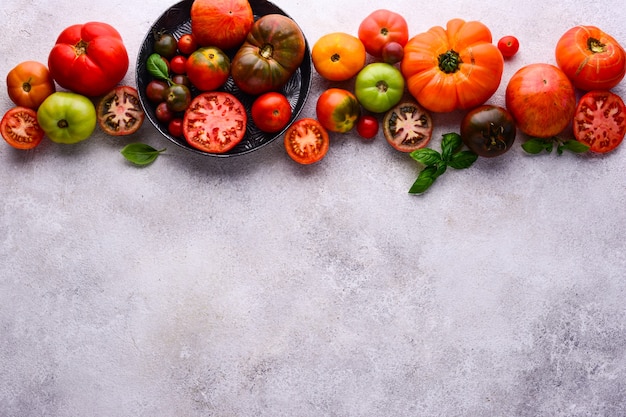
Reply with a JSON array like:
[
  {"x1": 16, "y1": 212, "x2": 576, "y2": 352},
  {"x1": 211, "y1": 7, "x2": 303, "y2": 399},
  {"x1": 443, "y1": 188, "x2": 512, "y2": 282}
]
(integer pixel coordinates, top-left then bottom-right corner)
[
  {"x1": 358, "y1": 9, "x2": 409, "y2": 59},
  {"x1": 191, "y1": 0, "x2": 254, "y2": 50}
]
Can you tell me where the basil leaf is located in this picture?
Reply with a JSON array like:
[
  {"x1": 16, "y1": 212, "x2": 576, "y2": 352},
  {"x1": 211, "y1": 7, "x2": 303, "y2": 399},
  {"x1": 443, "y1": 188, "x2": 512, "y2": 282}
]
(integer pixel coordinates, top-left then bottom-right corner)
[
  {"x1": 410, "y1": 148, "x2": 442, "y2": 166},
  {"x1": 121, "y1": 143, "x2": 166, "y2": 166},
  {"x1": 146, "y1": 53, "x2": 170, "y2": 81},
  {"x1": 409, "y1": 165, "x2": 439, "y2": 194},
  {"x1": 441, "y1": 132, "x2": 462, "y2": 162},
  {"x1": 448, "y1": 150, "x2": 478, "y2": 169},
  {"x1": 560, "y1": 139, "x2": 590, "y2": 154},
  {"x1": 522, "y1": 138, "x2": 552, "y2": 154}
]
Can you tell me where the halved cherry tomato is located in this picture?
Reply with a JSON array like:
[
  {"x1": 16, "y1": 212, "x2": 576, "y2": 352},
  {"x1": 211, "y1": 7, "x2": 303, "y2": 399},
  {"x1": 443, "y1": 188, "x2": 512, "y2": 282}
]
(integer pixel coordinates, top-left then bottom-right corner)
[
  {"x1": 497, "y1": 36, "x2": 520, "y2": 58},
  {"x1": 251, "y1": 92, "x2": 292, "y2": 133},
  {"x1": 573, "y1": 90, "x2": 626, "y2": 153},
  {"x1": 1, "y1": 107, "x2": 45, "y2": 150},
  {"x1": 183, "y1": 92, "x2": 247, "y2": 154},
  {"x1": 284, "y1": 118, "x2": 329, "y2": 164},
  {"x1": 177, "y1": 33, "x2": 198, "y2": 55},
  {"x1": 312, "y1": 32, "x2": 366, "y2": 81}
]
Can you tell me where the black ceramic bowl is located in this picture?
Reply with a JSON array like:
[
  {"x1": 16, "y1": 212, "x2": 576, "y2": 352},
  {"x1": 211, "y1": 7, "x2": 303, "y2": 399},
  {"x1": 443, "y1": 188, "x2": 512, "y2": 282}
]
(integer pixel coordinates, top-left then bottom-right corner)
[{"x1": 136, "y1": 0, "x2": 312, "y2": 157}]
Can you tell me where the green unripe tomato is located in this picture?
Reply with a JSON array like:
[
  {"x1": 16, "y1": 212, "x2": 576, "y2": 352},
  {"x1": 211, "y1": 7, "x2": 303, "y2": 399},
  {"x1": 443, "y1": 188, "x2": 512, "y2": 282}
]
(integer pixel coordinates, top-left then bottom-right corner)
[
  {"x1": 37, "y1": 92, "x2": 96, "y2": 144},
  {"x1": 354, "y1": 63, "x2": 405, "y2": 113}
]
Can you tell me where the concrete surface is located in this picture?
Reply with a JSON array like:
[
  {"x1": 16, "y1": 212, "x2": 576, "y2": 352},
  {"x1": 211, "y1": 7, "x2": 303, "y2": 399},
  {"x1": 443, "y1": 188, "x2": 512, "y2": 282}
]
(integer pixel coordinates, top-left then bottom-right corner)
[{"x1": 1, "y1": 0, "x2": 626, "y2": 416}]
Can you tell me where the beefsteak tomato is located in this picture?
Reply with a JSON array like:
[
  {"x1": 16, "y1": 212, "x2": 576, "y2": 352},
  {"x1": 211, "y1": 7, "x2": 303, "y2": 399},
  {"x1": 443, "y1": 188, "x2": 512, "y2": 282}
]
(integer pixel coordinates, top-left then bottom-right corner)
[
  {"x1": 315, "y1": 88, "x2": 361, "y2": 133},
  {"x1": 48, "y1": 22, "x2": 129, "y2": 97},
  {"x1": 460, "y1": 105, "x2": 516, "y2": 158},
  {"x1": 190, "y1": 0, "x2": 254, "y2": 50},
  {"x1": 505, "y1": 63, "x2": 576, "y2": 138},
  {"x1": 231, "y1": 14, "x2": 306, "y2": 95},
  {"x1": 555, "y1": 26, "x2": 626, "y2": 91},
  {"x1": 6, "y1": 61, "x2": 56, "y2": 110},
  {"x1": 97, "y1": 86, "x2": 144, "y2": 136},
  {"x1": 358, "y1": 9, "x2": 409, "y2": 59},
  {"x1": 312, "y1": 32, "x2": 366, "y2": 82},
  {"x1": 573, "y1": 90, "x2": 626, "y2": 153},
  {"x1": 401, "y1": 19, "x2": 504, "y2": 113}
]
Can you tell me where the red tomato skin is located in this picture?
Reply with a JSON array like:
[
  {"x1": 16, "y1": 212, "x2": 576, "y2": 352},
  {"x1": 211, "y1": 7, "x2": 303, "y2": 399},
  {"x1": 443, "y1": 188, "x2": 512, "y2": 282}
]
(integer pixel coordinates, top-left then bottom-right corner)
[
  {"x1": 356, "y1": 115, "x2": 379, "y2": 139},
  {"x1": 315, "y1": 88, "x2": 361, "y2": 133},
  {"x1": 497, "y1": 36, "x2": 520, "y2": 58},
  {"x1": 251, "y1": 92, "x2": 293, "y2": 133},
  {"x1": 1, "y1": 107, "x2": 45, "y2": 150},
  {"x1": 177, "y1": 34, "x2": 198, "y2": 55},
  {"x1": 358, "y1": 9, "x2": 409, "y2": 58},
  {"x1": 573, "y1": 90, "x2": 626, "y2": 153},
  {"x1": 48, "y1": 22, "x2": 129, "y2": 97},
  {"x1": 170, "y1": 56, "x2": 187, "y2": 75},
  {"x1": 186, "y1": 47, "x2": 230, "y2": 91},
  {"x1": 505, "y1": 63, "x2": 576, "y2": 138}
]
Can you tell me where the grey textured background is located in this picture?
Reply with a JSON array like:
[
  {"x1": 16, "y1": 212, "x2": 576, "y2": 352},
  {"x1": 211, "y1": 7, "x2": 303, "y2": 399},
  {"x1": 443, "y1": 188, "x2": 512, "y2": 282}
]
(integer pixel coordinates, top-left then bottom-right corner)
[{"x1": 1, "y1": 0, "x2": 626, "y2": 416}]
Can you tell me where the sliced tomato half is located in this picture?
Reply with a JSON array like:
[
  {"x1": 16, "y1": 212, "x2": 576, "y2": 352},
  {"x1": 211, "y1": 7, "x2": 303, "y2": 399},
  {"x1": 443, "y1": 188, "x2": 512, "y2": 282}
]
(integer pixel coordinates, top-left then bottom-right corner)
[
  {"x1": 1, "y1": 106, "x2": 45, "y2": 150},
  {"x1": 573, "y1": 90, "x2": 626, "y2": 153},
  {"x1": 283, "y1": 118, "x2": 330, "y2": 164}
]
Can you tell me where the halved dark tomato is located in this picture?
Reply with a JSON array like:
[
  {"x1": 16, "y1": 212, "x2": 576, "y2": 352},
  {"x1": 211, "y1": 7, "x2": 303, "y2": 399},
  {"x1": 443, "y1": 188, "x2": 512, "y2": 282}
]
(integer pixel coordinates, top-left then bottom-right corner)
[
  {"x1": 1, "y1": 106, "x2": 45, "y2": 150},
  {"x1": 383, "y1": 101, "x2": 433, "y2": 152},
  {"x1": 183, "y1": 92, "x2": 247, "y2": 154},
  {"x1": 97, "y1": 86, "x2": 145, "y2": 136},
  {"x1": 283, "y1": 118, "x2": 329, "y2": 164},
  {"x1": 573, "y1": 90, "x2": 626, "y2": 153}
]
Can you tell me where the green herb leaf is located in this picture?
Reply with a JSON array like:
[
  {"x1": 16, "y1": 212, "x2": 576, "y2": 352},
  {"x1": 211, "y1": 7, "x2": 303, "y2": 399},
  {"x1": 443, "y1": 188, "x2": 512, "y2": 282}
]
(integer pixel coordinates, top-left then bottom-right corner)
[
  {"x1": 410, "y1": 148, "x2": 442, "y2": 166},
  {"x1": 522, "y1": 138, "x2": 553, "y2": 154},
  {"x1": 448, "y1": 150, "x2": 478, "y2": 169},
  {"x1": 559, "y1": 139, "x2": 590, "y2": 154},
  {"x1": 441, "y1": 132, "x2": 463, "y2": 162},
  {"x1": 147, "y1": 53, "x2": 170, "y2": 81},
  {"x1": 409, "y1": 165, "x2": 440, "y2": 194},
  {"x1": 121, "y1": 143, "x2": 166, "y2": 166}
]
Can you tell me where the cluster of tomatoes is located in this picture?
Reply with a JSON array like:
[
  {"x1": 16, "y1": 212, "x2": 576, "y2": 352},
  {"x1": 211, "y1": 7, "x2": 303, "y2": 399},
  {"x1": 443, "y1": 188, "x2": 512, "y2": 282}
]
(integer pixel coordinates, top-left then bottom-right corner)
[{"x1": 1, "y1": 22, "x2": 145, "y2": 150}]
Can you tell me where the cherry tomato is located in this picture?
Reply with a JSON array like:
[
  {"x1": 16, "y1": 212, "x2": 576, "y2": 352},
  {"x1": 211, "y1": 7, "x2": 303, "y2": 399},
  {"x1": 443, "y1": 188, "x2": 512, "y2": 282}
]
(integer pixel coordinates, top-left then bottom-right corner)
[
  {"x1": 170, "y1": 55, "x2": 187, "y2": 75},
  {"x1": 154, "y1": 32, "x2": 178, "y2": 59},
  {"x1": 315, "y1": 88, "x2": 360, "y2": 133},
  {"x1": 146, "y1": 80, "x2": 169, "y2": 103},
  {"x1": 168, "y1": 118, "x2": 184, "y2": 137},
  {"x1": 497, "y1": 36, "x2": 520, "y2": 58},
  {"x1": 1, "y1": 107, "x2": 45, "y2": 150},
  {"x1": 251, "y1": 92, "x2": 292, "y2": 133},
  {"x1": 155, "y1": 102, "x2": 174, "y2": 123},
  {"x1": 284, "y1": 118, "x2": 330, "y2": 164},
  {"x1": 177, "y1": 33, "x2": 198, "y2": 55},
  {"x1": 573, "y1": 90, "x2": 626, "y2": 153},
  {"x1": 356, "y1": 115, "x2": 379, "y2": 139},
  {"x1": 183, "y1": 92, "x2": 247, "y2": 154},
  {"x1": 460, "y1": 105, "x2": 516, "y2": 157},
  {"x1": 97, "y1": 86, "x2": 145, "y2": 136},
  {"x1": 165, "y1": 84, "x2": 191, "y2": 112}
]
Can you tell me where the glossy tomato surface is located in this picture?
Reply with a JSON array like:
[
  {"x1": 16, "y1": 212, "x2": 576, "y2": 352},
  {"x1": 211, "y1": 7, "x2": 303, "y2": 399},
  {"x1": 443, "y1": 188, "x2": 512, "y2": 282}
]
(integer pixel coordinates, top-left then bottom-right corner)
[
  {"x1": 356, "y1": 115, "x2": 379, "y2": 139},
  {"x1": 358, "y1": 9, "x2": 409, "y2": 58},
  {"x1": 190, "y1": 0, "x2": 254, "y2": 50},
  {"x1": 497, "y1": 36, "x2": 520, "y2": 58},
  {"x1": 37, "y1": 92, "x2": 97, "y2": 144},
  {"x1": 48, "y1": 22, "x2": 129, "y2": 97},
  {"x1": 6, "y1": 61, "x2": 56, "y2": 110},
  {"x1": 183, "y1": 92, "x2": 247, "y2": 153},
  {"x1": 251, "y1": 92, "x2": 292, "y2": 133},
  {"x1": 97, "y1": 86, "x2": 145, "y2": 136},
  {"x1": 556, "y1": 25, "x2": 626, "y2": 91},
  {"x1": 177, "y1": 33, "x2": 197, "y2": 55},
  {"x1": 573, "y1": 90, "x2": 626, "y2": 153},
  {"x1": 460, "y1": 105, "x2": 516, "y2": 157},
  {"x1": 186, "y1": 46, "x2": 230, "y2": 91},
  {"x1": 284, "y1": 118, "x2": 329, "y2": 164},
  {"x1": 1, "y1": 107, "x2": 45, "y2": 150},
  {"x1": 505, "y1": 63, "x2": 576, "y2": 138},
  {"x1": 312, "y1": 32, "x2": 366, "y2": 82},
  {"x1": 315, "y1": 88, "x2": 361, "y2": 133}
]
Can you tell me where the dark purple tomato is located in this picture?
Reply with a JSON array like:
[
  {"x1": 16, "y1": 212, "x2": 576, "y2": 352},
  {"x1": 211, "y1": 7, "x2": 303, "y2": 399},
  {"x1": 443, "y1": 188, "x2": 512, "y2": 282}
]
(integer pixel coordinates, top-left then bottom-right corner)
[{"x1": 460, "y1": 105, "x2": 516, "y2": 157}]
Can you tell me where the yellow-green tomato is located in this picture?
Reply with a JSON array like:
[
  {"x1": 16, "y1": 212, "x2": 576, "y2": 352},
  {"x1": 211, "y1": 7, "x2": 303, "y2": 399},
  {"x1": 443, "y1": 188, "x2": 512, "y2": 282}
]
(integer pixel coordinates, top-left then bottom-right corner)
[
  {"x1": 315, "y1": 88, "x2": 361, "y2": 133},
  {"x1": 37, "y1": 92, "x2": 96, "y2": 144},
  {"x1": 355, "y1": 63, "x2": 405, "y2": 113}
]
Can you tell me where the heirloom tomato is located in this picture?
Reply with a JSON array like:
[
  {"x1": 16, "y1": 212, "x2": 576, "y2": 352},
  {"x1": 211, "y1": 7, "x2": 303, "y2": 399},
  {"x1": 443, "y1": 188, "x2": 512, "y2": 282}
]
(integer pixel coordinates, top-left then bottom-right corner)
[
  {"x1": 460, "y1": 105, "x2": 516, "y2": 158},
  {"x1": 183, "y1": 92, "x2": 247, "y2": 154},
  {"x1": 96, "y1": 86, "x2": 144, "y2": 136},
  {"x1": 358, "y1": 9, "x2": 409, "y2": 59},
  {"x1": 284, "y1": 118, "x2": 329, "y2": 164},
  {"x1": 312, "y1": 32, "x2": 366, "y2": 81},
  {"x1": 165, "y1": 84, "x2": 192, "y2": 112},
  {"x1": 573, "y1": 90, "x2": 626, "y2": 153},
  {"x1": 191, "y1": 0, "x2": 254, "y2": 50},
  {"x1": 37, "y1": 92, "x2": 97, "y2": 144},
  {"x1": 383, "y1": 101, "x2": 433, "y2": 152},
  {"x1": 354, "y1": 63, "x2": 404, "y2": 113},
  {"x1": 555, "y1": 26, "x2": 626, "y2": 91},
  {"x1": 401, "y1": 19, "x2": 504, "y2": 113},
  {"x1": 231, "y1": 14, "x2": 306, "y2": 95},
  {"x1": 505, "y1": 63, "x2": 576, "y2": 138},
  {"x1": 316, "y1": 88, "x2": 361, "y2": 133},
  {"x1": 186, "y1": 46, "x2": 230, "y2": 91},
  {"x1": 6, "y1": 61, "x2": 56, "y2": 110},
  {"x1": 251, "y1": 92, "x2": 292, "y2": 133},
  {"x1": 48, "y1": 22, "x2": 129, "y2": 97},
  {"x1": 1, "y1": 107, "x2": 45, "y2": 150}
]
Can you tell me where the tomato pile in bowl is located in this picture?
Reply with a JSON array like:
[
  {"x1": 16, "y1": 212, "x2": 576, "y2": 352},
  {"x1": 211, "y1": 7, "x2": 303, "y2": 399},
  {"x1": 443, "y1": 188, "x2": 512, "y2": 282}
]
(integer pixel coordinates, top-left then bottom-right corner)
[{"x1": 136, "y1": 0, "x2": 312, "y2": 157}]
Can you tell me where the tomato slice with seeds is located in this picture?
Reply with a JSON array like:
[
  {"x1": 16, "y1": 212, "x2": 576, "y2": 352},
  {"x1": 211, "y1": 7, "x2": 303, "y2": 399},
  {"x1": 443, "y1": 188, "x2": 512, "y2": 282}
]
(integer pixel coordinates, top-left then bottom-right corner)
[
  {"x1": 1, "y1": 106, "x2": 45, "y2": 150},
  {"x1": 573, "y1": 90, "x2": 626, "y2": 153},
  {"x1": 183, "y1": 92, "x2": 247, "y2": 154},
  {"x1": 283, "y1": 118, "x2": 330, "y2": 164},
  {"x1": 97, "y1": 86, "x2": 145, "y2": 136},
  {"x1": 383, "y1": 101, "x2": 433, "y2": 152}
]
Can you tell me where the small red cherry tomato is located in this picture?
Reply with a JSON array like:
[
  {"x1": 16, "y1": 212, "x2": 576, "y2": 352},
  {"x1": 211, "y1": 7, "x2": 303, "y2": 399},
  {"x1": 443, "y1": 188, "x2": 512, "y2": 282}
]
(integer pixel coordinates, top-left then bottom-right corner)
[
  {"x1": 177, "y1": 34, "x2": 198, "y2": 55},
  {"x1": 497, "y1": 36, "x2": 520, "y2": 58},
  {"x1": 168, "y1": 118, "x2": 184, "y2": 137},
  {"x1": 356, "y1": 115, "x2": 379, "y2": 139},
  {"x1": 170, "y1": 55, "x2": 187, "y2": 75}
]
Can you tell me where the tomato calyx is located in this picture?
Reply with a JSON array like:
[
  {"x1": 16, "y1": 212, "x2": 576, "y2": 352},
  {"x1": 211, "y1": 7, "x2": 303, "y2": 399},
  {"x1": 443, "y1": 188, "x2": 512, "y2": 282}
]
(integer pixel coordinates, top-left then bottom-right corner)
[
  {"x1": 260, "y1": 43, "x2": 274, "y2": 59},
  {"x1": 587, "y1": 37, "x2": 606, "y2": 54},
  {"x1": 438, "y1": 50, "x2": 462, "y2": 74},
  {"x1": 482, "y1": 123, "x2": 509, "y2": 152},
  {"x1": 74, "y1": 40, "x2": 89, "y2": 56}
]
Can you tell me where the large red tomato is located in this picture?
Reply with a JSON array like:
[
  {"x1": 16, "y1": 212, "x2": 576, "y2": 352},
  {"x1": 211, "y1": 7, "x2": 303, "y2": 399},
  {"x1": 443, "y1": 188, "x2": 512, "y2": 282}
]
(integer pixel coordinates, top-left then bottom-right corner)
[
  {"x1": 358, "y1": 9, "x2": 409, "y2": 59},
  {"x1": 48, "y1": 22, "x2": 129, "y2": 97},
  {"x1": 231, "y1": 14, "x2": 306, "y2": 95},
  {"x1": 505, "y1": 63, "x2": 576, "y2": 138},
  {"x1": 190, "y1": 0, "x2": 254, "y2": 50},
  {"x1": 555, "y1": 26, "x2": 626, "y2": 91}
]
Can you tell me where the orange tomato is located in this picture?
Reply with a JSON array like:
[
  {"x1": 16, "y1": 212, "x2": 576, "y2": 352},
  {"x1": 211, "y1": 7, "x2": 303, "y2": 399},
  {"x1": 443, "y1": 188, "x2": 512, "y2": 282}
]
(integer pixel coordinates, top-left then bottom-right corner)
[
  {"x1": 6, "y1": 61, "x2": 56, "y2": 110},
  {"x1": 401, "y1": 19, "x2": 504, "y2": 113},
  {"x1": 555, "y1": 25, "x2": 626, "y2": 91},
  {"x1": 312, "y1": 32, "x2": 366, "y2": 82}
]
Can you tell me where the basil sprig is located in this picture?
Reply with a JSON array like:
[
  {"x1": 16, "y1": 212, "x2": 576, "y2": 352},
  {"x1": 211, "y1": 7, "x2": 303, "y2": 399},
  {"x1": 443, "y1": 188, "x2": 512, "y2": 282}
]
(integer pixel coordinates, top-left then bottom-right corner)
[
  {"x1": 522, "y1": 137, "x2": 590, "y2": 155},
  {"x1": 409, "y1": 132, "x2": 478, "y2": 194}
]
